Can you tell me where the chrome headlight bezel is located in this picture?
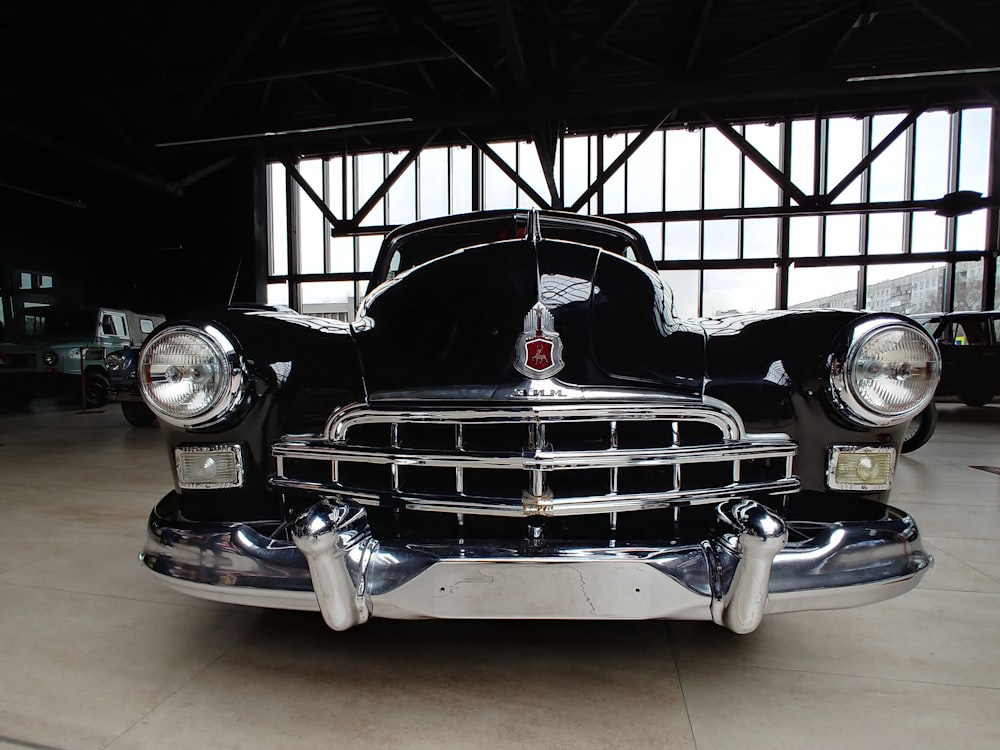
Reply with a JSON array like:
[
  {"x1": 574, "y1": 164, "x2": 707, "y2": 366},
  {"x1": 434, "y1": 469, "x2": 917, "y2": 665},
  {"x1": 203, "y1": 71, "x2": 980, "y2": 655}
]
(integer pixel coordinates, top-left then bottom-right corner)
[
  {"x1": 139, "y1": 324, "x2": 246, "y2": 429},
  {"x1": 829, "y1": 317, "x2": 940, "y2": 428},
  {"x1": 105, "y1": 352, "x2": 126, "y2": 372}
]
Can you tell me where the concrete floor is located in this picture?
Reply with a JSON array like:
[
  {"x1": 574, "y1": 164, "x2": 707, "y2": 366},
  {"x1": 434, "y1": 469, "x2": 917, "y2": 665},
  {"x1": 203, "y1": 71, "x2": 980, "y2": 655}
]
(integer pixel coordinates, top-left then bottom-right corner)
[{"x1": 0, "y1": 400, "x2": 998, "y2": 750}]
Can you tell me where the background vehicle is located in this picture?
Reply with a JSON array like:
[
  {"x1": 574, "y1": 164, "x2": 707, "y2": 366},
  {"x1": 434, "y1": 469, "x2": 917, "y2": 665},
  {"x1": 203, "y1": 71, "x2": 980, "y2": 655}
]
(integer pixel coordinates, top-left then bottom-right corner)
[
  {"x1": 912, "y1": 311, "x2": 1000, "y2": 406},
  {"x1": 900, "y1": 311, "x2": 1000, "y2": 453},
  {"x1": 0, "y1": 306, "x2": 164, "y2": 409}
]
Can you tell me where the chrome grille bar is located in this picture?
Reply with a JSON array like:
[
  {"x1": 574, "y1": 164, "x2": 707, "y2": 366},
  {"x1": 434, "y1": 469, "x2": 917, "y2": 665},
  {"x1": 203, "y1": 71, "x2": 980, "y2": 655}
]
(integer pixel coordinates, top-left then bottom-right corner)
[
  {"x1": 272, "y1": 398, "x2": 799, "y2": 518},
  {"x1": 273, "y1": 441, "x2": 794, "y2": 470}
]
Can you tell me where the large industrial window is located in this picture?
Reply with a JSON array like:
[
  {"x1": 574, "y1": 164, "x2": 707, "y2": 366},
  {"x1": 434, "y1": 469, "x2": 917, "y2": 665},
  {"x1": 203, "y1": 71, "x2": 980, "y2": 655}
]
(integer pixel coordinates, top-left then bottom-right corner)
[{"x1": 267, "y1": 106, "x2": 995, "y2": 320}]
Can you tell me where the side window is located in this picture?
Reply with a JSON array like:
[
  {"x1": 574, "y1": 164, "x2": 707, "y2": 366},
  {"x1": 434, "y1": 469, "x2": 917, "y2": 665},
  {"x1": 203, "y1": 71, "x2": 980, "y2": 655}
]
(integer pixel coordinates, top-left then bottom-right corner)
[
  {"x1": 139, "y1": 319, "x2": 155, "y2": 334},
  {"x1": 100, "y1": 312, "x2": 128, "y2": 338},
  {"x1": 955, "y1": 320, "x2": 988, "y2": 346},
  {"x1": 931, "y1": 321, "x2": 951, "y2": 343}
]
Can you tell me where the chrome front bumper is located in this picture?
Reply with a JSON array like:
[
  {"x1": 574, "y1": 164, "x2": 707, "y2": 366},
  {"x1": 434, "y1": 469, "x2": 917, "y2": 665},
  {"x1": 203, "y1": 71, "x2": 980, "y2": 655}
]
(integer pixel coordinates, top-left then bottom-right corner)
[{"x1": 141, "y1": 496, "x2": 931, "y2": 635}]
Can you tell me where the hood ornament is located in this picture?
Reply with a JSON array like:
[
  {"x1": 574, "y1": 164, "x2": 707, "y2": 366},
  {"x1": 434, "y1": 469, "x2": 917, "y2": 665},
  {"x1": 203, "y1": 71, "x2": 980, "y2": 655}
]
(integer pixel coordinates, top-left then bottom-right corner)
[{"x1": 514, "y1": 302, "x2": 564, "y2": 379}]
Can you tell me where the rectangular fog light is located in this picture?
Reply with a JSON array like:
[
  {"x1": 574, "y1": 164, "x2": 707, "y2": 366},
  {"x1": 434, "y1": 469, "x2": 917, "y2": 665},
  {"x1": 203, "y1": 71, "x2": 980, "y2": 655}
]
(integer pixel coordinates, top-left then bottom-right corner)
[
  {"x1": 175, "y1": 444, "x2": 244, "y2": 489},
  {"x1": 827, "y1": 445, "x2": 895, "y2": 491}
]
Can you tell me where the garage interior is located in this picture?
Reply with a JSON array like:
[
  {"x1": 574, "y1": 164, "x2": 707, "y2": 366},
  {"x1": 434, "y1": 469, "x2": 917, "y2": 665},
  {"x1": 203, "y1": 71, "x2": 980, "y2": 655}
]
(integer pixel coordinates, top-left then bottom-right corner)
[{"x1": 2, "y1": 2, "x2": 1000, "y2": 748}]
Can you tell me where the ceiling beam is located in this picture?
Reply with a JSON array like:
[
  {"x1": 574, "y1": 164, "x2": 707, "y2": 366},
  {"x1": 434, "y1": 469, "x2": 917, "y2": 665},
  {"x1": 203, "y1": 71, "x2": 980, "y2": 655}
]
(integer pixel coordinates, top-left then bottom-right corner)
[
  {"x1": 188, "y1": 2, "x2": 282, "y2": 125},
  {"x1": 567, "y1": 0, "x2": 642, "y2": 78},
  {"x1": 714, "y1": 1, "x2": 863, "y2": 70},
  {"x1": 415, "y1": 7, "x2": 503, "y2": 96},
  {"x1": 493, "y1": 0, "x2": 530, "y2": 95},
  {"x1": 233, "y1": 42, "x2": 454, "y2": 84},
  {"x1": 908, "y1": 0, "x2": 997, "y2": 57},
  {"x1": 0, "y1": 121, "x2": 182, "y2": 198},
  {"x1": 684, "y1": 0, "x2": 716, "y2": 73}
]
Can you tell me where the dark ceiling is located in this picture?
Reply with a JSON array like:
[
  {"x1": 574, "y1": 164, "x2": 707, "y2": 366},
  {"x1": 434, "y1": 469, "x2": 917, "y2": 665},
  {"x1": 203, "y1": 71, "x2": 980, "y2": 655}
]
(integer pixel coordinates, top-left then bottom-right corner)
[{"x1": 2, "y1": 0, "x2": 1000, "y2": 212}]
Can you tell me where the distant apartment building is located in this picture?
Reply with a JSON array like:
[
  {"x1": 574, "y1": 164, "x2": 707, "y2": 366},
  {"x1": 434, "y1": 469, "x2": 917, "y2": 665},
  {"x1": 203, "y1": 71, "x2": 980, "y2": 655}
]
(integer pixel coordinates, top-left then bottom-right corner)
[{"x1": 791, "y1": 263, "x2": 986, "y2": 314}]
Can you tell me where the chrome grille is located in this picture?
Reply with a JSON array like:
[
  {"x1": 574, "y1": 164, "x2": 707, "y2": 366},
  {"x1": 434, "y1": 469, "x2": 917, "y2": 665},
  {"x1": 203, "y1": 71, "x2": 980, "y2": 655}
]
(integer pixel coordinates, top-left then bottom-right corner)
[{"x1": 270, "y1": 399, "x2": 798, "y2": 518}]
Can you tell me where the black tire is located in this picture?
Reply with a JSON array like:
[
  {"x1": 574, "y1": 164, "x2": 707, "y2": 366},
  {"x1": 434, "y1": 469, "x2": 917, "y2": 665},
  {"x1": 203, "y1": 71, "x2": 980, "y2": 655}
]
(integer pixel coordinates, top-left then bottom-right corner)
[
  {"x1": 902, "y1": 402, "x2": 937, "y2": 454},
  {"x1": 121, "y1": 401, "x2": 156, "y2": 427},
  {"x1": 84, "y1": 371, "x2": 110, "y2": 408},
  {"x1": 959, "y1": 390, "x2": 993, "y2": 407}
]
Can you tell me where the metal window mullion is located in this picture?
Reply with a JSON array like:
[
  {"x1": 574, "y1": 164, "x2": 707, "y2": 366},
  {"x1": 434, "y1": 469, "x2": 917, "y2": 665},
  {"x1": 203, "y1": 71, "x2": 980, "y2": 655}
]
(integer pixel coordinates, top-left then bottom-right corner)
[
  {"x1": 777, "y1": 119, "x2": 792, "y2": 309},
  {"x1": 447, "y1": 146, "x2": 453, "y2": 215},
  {"x1": 903, "y1": 120, "x2": 915, "y2": 256},
  {"x1": 472, "y1": 144, "x2": 482, "y2": 211},
  {"x1": 285, "y1": 164, "x2": 300, "y2": 312},
  {"x1": 859, "y1": 117, "x2": 872, "y2": 309},
  {"x1": 738, "y1": 124, "x2": 746, "y2": 260},
  {"x1": 596, "y1": 135, "x2": 604, "y2": 215},
  {"x1": 817, "y1": 116, "x2": 828, "y2": 259},
  {"x1": 945, "y1": 111, "x2": 961, "y2": 255},
  {"x1": 414, "y1": 148, "x2": 422, "y2": 221},
  {"x1": 984, "y1": 105, "x2": 1000, "y2": 310},
  {"x1": 322, "y1": 159, "x2": 331, "y2": 274}
]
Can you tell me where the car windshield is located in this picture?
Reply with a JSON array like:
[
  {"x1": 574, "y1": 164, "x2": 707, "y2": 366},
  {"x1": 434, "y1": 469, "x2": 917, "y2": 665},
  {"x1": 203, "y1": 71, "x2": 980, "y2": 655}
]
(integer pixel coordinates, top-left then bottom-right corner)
[{"x1": 12, "y1": 307, "x2": 96, "y2": 338}]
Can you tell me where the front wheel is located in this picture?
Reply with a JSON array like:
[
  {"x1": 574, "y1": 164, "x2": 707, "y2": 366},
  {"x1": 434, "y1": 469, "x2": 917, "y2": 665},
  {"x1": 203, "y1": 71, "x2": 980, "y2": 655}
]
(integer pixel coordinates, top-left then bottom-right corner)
[
  {"x1": 121, "y1": 401, "x2": 156, "y2": 427},
  {"x1": 902, "y1": 402, "x2": 937, "y2": 454},
  {"x1": 84, "y1": 372, "x2": 109, "y2": 409}
]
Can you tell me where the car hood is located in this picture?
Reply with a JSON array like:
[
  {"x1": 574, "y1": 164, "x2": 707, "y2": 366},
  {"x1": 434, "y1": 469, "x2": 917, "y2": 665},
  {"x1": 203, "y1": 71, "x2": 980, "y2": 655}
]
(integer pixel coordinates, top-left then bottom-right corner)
[{"x1": 352, "y1": 237, "x2": 706, "y2": 398}]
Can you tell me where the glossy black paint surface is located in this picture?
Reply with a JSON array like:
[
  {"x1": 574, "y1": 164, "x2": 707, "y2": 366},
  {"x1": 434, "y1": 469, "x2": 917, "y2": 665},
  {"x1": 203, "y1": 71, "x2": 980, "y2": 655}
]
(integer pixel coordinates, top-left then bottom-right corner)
[{"x1": 355, "y1": 237, "x2": 704, "y2": 395}]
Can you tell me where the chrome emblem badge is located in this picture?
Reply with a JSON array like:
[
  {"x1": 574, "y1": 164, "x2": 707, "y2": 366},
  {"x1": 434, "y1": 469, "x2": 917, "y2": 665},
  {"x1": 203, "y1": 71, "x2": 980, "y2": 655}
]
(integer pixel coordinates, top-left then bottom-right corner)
[{"x1": 515, "y1": 302, "x2": 564, "y2": 379}]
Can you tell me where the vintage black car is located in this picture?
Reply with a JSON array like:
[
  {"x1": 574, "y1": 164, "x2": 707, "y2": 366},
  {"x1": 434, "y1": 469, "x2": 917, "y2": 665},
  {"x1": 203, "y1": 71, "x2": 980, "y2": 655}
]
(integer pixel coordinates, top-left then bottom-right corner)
[{"x1": 138, "y1": 210, "x2": 939, "y2": 634}]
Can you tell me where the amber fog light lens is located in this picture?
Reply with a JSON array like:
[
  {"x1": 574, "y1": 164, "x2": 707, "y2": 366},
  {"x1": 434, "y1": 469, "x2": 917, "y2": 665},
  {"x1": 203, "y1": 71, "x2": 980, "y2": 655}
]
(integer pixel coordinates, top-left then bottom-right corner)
[{"x1": 140, "y1": 325, "x2": 244, "y2": 428}]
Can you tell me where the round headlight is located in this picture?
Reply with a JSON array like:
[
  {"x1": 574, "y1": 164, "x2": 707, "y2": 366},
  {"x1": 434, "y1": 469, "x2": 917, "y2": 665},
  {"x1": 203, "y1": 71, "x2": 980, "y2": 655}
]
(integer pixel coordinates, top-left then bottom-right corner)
[
  {"x1": 831, "y1": 318, "x2": 940, "y2": 426},
  {"x1": 42, "y1": 351, "x2": 58, "y2": 366},
  {"x1": 139, "y1": 325, "x2": 244, "y2": 428},
  {"x1": 106, "y1": 352, "x2": 126, "y2": 372}
]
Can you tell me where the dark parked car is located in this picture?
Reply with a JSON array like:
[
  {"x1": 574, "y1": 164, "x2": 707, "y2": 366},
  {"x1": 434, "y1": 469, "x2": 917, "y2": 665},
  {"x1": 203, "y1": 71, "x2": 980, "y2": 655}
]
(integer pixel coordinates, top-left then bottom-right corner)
[
  {"x1": 912, "y1": 311, "x2": 1000, "y2": 406},
  {"x1": 898, "y1": 311, "x2": 1000, "y2": 453},
  {"x1": 137, "y1": 210, "x2": 939, "y2": 634}
]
